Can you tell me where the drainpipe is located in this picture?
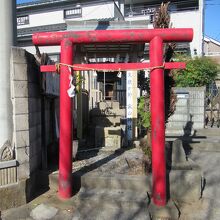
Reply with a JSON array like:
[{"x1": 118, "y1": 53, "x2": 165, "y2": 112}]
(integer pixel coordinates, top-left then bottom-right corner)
[{"x1": 0, "y1": 0, "x2": 16, "y2": 149}]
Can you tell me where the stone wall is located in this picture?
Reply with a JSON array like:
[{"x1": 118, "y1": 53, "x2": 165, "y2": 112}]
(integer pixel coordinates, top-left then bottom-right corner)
[
  {"x1": 0, "y1": 48, "x2": 42, "y2": 210},
  {"x1": 11, "y1": 47, "x2": 42, "y2": 180},
  {"x1": 166, "y1": 87, "x2": 206, "y2": 135}
]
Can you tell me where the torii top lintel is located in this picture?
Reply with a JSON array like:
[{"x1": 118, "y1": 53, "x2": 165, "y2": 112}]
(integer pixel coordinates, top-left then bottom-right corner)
[{"x1": 32, "y1": 28, "x2": 193, "y2": 46}]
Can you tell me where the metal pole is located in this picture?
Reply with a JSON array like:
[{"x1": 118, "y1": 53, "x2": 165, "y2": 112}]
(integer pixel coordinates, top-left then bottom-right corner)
[
  {"x1": 0, "y1": 0, "x2": 15, "y2": 149},
  {"x1": 58, "y1": 39, "x2": 73, "y2": 199},
  {"x1": 150, "y1": 36, "x2": 166, "y2": 206}
]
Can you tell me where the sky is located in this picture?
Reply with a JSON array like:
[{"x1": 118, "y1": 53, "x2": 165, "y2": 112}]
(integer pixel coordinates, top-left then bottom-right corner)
[
  {"x1": 205, "y1": 0, "x2": 220, "y2": 40},
  {"x1": 16, "y1": 0, "x2": 220, "y2": 41}
]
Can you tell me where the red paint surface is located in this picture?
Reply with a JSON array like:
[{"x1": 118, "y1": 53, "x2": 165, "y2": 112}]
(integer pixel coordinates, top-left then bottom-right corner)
[
  {"x1": 40, "y1": 62, "x2": 186, "y2": 73},
  {"x1": 33, "y1": 28, "x2": 193, "y2": 46},
  {"x1": 58, "y1": 39, "x2": 73, "y2": 199},
  {"x1": 150, "y1": 36, "x2": 166, "y2": 206}
]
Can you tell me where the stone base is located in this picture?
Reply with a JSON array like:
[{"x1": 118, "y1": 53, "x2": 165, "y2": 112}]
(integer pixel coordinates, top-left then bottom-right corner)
[
  {"x1": 149, "y1": 200, "x2": 180, "y2": 220},
  {"x1": 0, "y1": 171, "x2": 49, "y2": 211},
  {"x1": 95, "y1": 126, "x2": 121, "y2": 149},
  {"x1": 0, "y1": 180, "x2": 26, "y2": 211}
]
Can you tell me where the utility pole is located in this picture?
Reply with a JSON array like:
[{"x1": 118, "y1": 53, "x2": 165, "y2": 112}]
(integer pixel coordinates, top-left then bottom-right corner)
[{"x1": 0, "y1": 0, "x2": 16, "y2": 150}]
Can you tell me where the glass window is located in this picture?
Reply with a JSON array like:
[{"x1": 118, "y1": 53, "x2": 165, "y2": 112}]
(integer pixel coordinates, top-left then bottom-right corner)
[{"x1": 64, "y1": 7, "x2": 82, "y2": 19}]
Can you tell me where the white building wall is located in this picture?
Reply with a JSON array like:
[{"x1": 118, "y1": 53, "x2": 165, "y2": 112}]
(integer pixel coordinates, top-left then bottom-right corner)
[
  {"x1": 125, "y1": 15, "x2": 151, "y2": 22},
  {"x1": 17, "y1": 10, "x2": 64, "y2": 29},
  {"x1": 18, "y1": 3, "x2": 117, "y2": 29},
  {"x1": 170, "y1": 10, "x2": 203, "y2": 56},
  {"x1": 82, "y1": 3, "x2": 114, "y2": 20},
  {"x1": 125, "y1": 9, "x2": 203, "y2": 56}
]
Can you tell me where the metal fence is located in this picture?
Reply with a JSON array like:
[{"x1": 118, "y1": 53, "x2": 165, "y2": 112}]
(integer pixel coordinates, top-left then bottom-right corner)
[{"x1": 205, "y1": 83, "x2": 220, "y2": 128}]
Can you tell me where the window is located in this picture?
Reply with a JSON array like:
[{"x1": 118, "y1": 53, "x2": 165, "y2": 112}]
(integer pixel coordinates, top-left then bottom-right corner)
[
  {"x1": 64, "y1": 7, "x2": 82, "y2": 19},
  {"x1": 17, "y1": 15, "x2": 29, "y2": 26}
]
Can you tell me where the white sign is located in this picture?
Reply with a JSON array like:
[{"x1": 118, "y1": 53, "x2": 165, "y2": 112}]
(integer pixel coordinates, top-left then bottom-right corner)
[{"x1": 126, "y1": 71, "x2": 133, "y2": 142}]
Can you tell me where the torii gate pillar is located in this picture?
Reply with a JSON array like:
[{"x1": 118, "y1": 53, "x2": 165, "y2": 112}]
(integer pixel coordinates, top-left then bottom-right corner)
[{"x1": 150, "y1": 36, "x2": 166, "y2": 205}]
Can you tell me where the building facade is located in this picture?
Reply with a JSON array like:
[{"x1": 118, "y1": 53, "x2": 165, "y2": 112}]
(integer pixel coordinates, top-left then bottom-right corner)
[
  {"x1": 17, "y1": 0, "x2": 204, "y2": 57},
  {"x1": 204, "y1": 36, "x2": 220, "y2": 87}
]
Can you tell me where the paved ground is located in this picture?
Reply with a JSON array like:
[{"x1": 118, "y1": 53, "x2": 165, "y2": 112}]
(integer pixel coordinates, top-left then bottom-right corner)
[
  {"x1": 178, "y1": 129, "x2": 220, "y2": 220},
  {"x1": 1, "y1": 129, "x2": 220, "y2": 220},
  {"x1": 179, "y1": 151, "x2": 220, "y2": 220}
]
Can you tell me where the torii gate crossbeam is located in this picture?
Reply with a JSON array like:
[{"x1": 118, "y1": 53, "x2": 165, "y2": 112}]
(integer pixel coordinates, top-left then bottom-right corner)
[{"x1": 33, "y1": 28, "x2": 193, "y2": 207}]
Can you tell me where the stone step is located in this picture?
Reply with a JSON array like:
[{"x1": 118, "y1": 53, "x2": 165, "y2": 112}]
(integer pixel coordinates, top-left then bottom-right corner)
[
  {"x1": 48, "y1": 169, "x2": 201, "y2": 203},
  {"x1": 80, "y1": 173, "x2": 151, "y2": 193},
  {"x1": 78, "y1": 188, "x2": 150, "y2": 204},
  {"x1": 74, "y1": 188, "x2": 151, "y2": 220}
]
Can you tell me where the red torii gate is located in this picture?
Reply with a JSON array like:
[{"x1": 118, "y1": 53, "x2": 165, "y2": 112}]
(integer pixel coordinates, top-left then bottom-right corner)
[{"x1": 32, "y1": 28, "x2": 193, "y2": 206}]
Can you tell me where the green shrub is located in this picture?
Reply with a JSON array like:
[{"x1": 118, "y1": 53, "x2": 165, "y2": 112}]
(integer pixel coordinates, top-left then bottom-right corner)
[
  {"x1": 138, "y1": 96, "x2": 151, "y2": 130},
  {"x1": 173, "y1": 56, "x2": 219, "y2": 87}
]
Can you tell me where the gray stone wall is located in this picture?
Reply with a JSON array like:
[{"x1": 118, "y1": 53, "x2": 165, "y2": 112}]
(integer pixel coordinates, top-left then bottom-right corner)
[
  {"x1": 11, "y1": 47, "x2": 42, "y2": 180},
  {"x1": 166, "y1": 87, "x2": 206, "y2": 135}
]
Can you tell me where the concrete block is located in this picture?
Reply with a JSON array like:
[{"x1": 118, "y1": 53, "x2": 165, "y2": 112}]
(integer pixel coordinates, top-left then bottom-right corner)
[
  {"x1": 169, "y1": 169, "x2": 202, "y2": 202},
  {"x1": 169, "y1": 114, "x2": 188, "y2": 122},
  {"x1": 105, "y1": 136, "x2": 121, "y2": 149},
  {"x1": 174, "y1": 106, "x2": 188, "y2": 114},
  {"x1": 30, "y1": 204, "x2": 58, "y2": 220},
  {"x1": 15, "y1": 98, "x2": 28, "y2": 114},
  {"x1": 95, "y1": 126, "x2": 121, "y2": 149},
  {"x1": 16, "y1": 147, "x2": 30, "y2": 164},
  {"x1": 117, "y1": 108, "x2": 126, "y2": 116},
  {"x1": 112, "y1": 101, "x2": 120, "y2": 109},
  {"x1": 190, "y1": 91, "x2": 205, "y2": 99},
  {"x1": 15, "y1": 114, "x2": 29, "y2": 131},
  {"x1": 189, "y1": 98, "x2": 205, "y2": 107},
  {"x1": 171, "y1": 139, "x2": 187, "y2": 165},
  {"x1": 13, "y1": 81, "x2": 28, "y2": 98},
  {"x1": 17, "y1": 162, "x2": 30, "y2": 180},
  {"x1": 176, "y1": 98, "x2": 188, "y2": 106},
  {"x1": 149, "y1": 200, "x2": 180, "y2": 220},
  {"x1": 11, "y1": 47, "x2": 27, "y2": 64},
  {"x1": 189, "y1": 107, "x2": 205, "y2": 114},
  {"x1": 104, "y1": 127, "x2": 121, "y2": 137},
  {"x1": 193, "y1": 122, "x2": 204, "y2": 129},
  {"x1": 79, "y1": 173, "x2": 151, "y2": 192},
  {"x1": 189, "y1": 114, "x2": 204, "y2": 122},
  {"x1": 166, "y1": 121, "x2": 188, "y2": 128},
  {"x1": 0, "y1": 180, "x2": 26, "y2": 210},
  {"x1": 16, "y1": 130, "x2": 29, "y2": 148},
  {"x1": 13, "y1": 63, "x2": 28, "y2": 81}
]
